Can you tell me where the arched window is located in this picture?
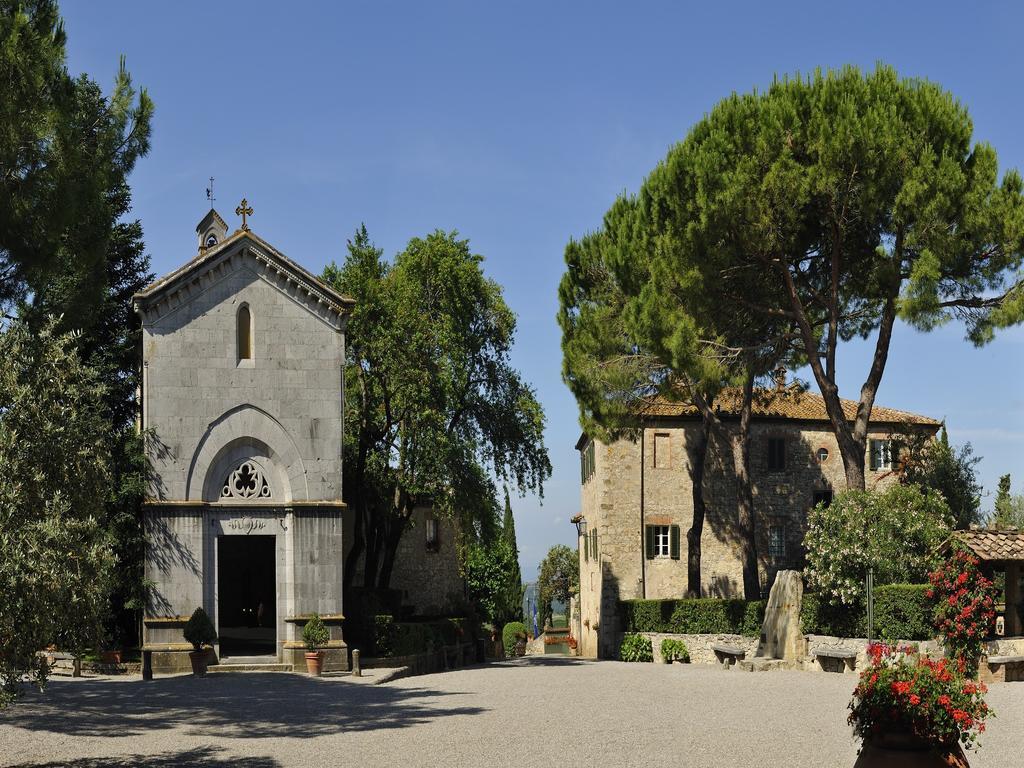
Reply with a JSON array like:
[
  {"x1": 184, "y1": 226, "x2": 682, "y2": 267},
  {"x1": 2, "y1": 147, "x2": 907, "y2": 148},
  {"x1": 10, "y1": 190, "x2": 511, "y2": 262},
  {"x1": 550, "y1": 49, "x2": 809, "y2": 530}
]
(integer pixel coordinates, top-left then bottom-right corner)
[{"x1": 237, "y1": 304, "x2": 252, "y2": 362}]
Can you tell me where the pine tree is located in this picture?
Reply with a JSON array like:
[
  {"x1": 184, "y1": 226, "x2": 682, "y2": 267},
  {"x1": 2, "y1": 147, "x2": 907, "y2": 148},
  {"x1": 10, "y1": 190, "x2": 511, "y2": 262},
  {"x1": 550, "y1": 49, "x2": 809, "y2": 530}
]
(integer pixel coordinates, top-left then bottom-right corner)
[{"x1": 500, "y1": 487, "x2": 523, "y2": 624}]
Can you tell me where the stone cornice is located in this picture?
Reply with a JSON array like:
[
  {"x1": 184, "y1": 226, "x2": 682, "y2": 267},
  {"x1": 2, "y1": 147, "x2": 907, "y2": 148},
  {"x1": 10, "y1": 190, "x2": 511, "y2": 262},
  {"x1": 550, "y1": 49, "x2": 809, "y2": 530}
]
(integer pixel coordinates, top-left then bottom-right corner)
[{"x1": 133, "y1": 232, "x2": 353, "y2": 330}]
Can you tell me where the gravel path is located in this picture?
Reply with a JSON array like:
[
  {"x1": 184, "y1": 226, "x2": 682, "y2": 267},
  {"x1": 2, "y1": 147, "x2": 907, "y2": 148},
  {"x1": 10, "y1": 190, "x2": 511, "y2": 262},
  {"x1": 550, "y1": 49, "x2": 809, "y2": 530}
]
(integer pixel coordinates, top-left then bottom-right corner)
[{"x1": 1, "y1": 658, "x2": 1021, "y2": 767}]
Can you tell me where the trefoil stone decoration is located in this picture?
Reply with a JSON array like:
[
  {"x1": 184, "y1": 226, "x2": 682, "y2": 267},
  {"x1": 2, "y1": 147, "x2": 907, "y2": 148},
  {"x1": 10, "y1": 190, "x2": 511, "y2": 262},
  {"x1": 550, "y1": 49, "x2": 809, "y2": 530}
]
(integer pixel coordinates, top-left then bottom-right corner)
[{"x1": 222, "y1": 460, "x2": 272, "y2": 500}]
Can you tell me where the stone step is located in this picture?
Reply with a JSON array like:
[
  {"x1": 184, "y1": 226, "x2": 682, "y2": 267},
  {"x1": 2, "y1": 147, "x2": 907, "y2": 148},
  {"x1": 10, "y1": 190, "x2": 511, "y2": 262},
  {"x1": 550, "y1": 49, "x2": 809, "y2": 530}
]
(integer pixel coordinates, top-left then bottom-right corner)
[
  {"x1": 207, "y1": 663, "x2": 293, "y2": 673},
  {"x1": 735, "y1": 657, "x2": 798, "y2": 673}
]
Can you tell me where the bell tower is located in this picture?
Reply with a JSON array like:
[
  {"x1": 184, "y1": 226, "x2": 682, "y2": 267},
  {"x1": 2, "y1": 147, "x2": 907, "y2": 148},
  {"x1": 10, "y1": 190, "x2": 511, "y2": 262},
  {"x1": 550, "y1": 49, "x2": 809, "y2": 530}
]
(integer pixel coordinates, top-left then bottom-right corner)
[{"x1": 196, "y1": 209, "x2": 229, "y2": 253}]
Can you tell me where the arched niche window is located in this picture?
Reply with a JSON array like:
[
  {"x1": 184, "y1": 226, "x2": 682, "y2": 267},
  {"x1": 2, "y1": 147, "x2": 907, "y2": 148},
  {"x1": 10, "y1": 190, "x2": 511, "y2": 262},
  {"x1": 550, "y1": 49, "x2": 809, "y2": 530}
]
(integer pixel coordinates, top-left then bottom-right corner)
[
  {"x1": 237, "y1": 304, "x2": 253, "y2": 363},
  {"x1": 205, "y1": 233, "x2": 218, "y2": 248}
]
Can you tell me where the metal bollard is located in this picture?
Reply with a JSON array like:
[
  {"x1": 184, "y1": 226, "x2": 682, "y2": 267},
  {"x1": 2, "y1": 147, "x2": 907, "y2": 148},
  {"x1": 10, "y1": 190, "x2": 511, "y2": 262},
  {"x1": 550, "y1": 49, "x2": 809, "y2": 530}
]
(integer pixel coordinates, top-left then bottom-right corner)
[{"x1": 352, "y1": 649, "x2": 361, "y2": 677}]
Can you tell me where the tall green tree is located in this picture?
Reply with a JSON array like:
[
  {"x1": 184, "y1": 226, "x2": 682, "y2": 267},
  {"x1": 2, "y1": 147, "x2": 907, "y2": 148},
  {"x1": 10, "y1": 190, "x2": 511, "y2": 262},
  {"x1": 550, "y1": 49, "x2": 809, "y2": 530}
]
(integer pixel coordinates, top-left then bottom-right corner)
[
  {"x1": 992, "y1": 474, "x2": 1024, "y2": 529},
  {"x1": 0, "y1": 319, "x2": 116, "y2": 706},
  {"x1": 499, "y1": 487, "x2": 524, "y2": 622},
  {"x1": 559, "y1": 189, "x2": 793, "y2": 598},
  {"x1": 641, "y1": 65, "x2": 1024, "y2": 490},
  {"x1": 537, "y1": 544, "x2": 578, "y2": 626},
  {"x1": 323, "y1": 228, "x2": 550, "y2": 590},
  {"x1": 899, "y1": 426, "x2": 982, "y2": 529},
  {"x1": 5, "y1": 0, "x2": 154, "y2": 645},
  {"x1": 1, "y1": 0, "x2": 152, "y2": 317}
]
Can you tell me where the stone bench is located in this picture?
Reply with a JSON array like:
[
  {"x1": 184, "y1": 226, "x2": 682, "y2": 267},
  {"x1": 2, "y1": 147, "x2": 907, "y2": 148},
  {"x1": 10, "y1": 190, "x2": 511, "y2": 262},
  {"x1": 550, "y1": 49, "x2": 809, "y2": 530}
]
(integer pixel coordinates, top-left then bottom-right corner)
[
  {"x1": 981, "y1": 655, "x2": 1024, "y2": 683},
  {"x1": 711, "y1": 643, "x2": 746, "y2": 668},
  {"x1": 42, "y1": 651, "x2": 82, "y2": 677},
  {"x1": 813, "y1": 647, "x2": 858, "y2": 673}
]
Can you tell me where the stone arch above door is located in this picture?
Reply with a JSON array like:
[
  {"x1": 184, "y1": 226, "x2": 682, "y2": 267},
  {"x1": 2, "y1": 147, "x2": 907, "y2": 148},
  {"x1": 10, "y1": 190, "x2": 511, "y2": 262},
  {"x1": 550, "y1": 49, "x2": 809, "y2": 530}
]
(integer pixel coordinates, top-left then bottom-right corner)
[{"x1": 186, "y1": 404, "x2": 308, "y2": 502}]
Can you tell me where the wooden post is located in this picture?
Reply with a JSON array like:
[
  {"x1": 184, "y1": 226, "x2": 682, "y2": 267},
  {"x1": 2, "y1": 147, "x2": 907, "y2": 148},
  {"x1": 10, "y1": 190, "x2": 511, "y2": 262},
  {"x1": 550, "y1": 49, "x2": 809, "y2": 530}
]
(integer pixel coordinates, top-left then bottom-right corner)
[
  {"x1": 1006, "y1": 564, "x2": 1021, "y2": 637},
  {"x1": 142, "y1": 649, "x2": 153, "y2": 681}
]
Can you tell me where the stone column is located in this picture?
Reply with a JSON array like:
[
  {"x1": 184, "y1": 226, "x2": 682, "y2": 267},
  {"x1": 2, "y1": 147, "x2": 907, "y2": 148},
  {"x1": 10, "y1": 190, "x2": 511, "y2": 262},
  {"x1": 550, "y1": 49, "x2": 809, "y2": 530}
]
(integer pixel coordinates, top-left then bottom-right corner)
[{"x1": 1005, "y1": 563, "x2": 1021, "y2": 638}]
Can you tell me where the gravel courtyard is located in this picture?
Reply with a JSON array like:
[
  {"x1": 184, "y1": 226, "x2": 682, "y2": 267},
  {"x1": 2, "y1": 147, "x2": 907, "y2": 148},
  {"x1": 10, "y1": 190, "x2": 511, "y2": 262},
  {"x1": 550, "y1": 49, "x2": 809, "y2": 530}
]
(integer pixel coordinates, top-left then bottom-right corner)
[{"x1": 1, "y1": 658, "x2": 1022, "y2": 768}]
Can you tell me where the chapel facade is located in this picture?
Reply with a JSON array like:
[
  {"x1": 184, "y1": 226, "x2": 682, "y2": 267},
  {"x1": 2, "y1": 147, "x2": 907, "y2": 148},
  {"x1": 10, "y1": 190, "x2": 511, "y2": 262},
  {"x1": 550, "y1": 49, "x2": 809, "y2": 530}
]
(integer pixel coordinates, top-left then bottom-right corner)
[
  {"x1": 134, "y1": 208, "x2": 353, "y2": 672},
  {"x1": 572, "y1": 385, "x2": 941, "y2": 659}
]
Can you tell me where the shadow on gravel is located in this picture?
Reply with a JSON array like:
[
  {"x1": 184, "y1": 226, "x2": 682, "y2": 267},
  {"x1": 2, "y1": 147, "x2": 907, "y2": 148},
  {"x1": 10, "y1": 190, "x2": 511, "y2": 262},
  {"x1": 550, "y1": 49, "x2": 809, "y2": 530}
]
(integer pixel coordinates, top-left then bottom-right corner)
[
  {"x1": 4, "y1": 674, "x2": 485, "y2": 739},
  {"x1": 8, "y1": 745, "x2": 278, "y2": 768}
]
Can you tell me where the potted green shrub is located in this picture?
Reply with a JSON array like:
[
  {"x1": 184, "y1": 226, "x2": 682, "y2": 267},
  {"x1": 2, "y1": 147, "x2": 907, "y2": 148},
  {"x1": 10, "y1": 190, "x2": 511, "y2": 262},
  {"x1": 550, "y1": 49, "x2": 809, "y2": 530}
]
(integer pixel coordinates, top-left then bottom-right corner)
[
  {"x1": 183, "y1": 608, "x2": 217, "y2": 676},
  {"x1": 302, "y1": 613, "x2": 330, "y2": 675}
]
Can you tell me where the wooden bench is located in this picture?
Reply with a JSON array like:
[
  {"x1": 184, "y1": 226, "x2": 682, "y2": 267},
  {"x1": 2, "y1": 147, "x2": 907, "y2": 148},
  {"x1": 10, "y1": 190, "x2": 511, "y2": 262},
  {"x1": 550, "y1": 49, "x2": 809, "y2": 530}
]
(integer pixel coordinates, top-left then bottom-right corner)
[
  {"x1": 813, "y1": 647, "x2": 858, "y2": 673},
  {"x1": 711, "y1": 643, "x2": 746, "y2": 668},
  {"x1": 981, "y1": 655, "x2": 1024, "y2": 683}
]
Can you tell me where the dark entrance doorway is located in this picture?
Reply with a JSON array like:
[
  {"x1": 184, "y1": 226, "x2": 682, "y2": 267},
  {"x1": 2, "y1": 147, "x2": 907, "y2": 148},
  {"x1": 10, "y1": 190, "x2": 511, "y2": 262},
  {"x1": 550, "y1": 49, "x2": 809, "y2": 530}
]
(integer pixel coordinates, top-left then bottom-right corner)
[{"x1": 217, "y1": 535, "x2": 276, "y2": 657}]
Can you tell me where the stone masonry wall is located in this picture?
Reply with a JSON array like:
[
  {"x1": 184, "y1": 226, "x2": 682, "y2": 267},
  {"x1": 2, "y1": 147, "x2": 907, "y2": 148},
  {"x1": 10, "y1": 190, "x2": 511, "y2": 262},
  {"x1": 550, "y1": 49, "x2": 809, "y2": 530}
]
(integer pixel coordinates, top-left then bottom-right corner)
[
  {"x1": 577, "y1": 415, "x2": 925, "y2": 658},
  {"x1": 142, "y1": 249, "x2": 344, "y2": 503}
]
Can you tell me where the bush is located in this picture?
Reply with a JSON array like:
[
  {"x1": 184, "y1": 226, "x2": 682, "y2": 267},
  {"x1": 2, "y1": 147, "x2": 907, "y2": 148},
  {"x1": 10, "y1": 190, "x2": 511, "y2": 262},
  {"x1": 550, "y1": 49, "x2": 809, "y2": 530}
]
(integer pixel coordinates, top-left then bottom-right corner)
[
  {"x1": 620, "y1": 599, "x2": 766, "y2": 637},
  {"x1": 873, "y1": 585, "x2": 932, "y2": 641},
  {"x1": 183, "y1": 608, "x2": 217, "y2": 650},
  {"x1": 801, "y1": 585, "x2": 934, "y2": 640},
  {"x1": 804, "y1": 484, "x2": 951, "y2": 607},
  {"x1": 619, "y1": 633, "x2": 653, "y2": 662},
  {"x1": 800, "y1": 593, "x2": 868, "y2": 638},
  {"x1": 660, "y1": 637, "x2": 689, "y2": 663},
  {"x1": 502, "y1": 621, "x2": 527, "y2": 658},
  {"x1": 302, "y1": 614, "x2": 330, "y2": 650}
]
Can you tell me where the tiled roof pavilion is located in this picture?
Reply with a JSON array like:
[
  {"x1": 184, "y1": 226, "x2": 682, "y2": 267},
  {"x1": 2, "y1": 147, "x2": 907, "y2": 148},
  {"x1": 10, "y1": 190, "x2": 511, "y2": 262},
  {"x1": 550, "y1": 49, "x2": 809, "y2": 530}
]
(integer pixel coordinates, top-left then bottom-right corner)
[{"x1": 950, "y1": 529, "x2": 1024, "y2": 564}]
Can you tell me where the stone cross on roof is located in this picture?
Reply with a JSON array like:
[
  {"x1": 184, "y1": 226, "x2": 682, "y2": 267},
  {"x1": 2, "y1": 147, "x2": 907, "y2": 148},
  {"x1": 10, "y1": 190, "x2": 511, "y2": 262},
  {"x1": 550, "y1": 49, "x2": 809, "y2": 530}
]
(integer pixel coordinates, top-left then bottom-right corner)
[{"x1": 235, "y1": 198, "x2": 254, "y2": 231}]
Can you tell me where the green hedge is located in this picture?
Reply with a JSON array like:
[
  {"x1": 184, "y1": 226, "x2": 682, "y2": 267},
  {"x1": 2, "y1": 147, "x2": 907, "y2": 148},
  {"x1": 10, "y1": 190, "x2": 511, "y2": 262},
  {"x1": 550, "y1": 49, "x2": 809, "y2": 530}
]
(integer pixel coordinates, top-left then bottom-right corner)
[
  {"x1": 502, "y1": 621, "x2": 527, "y2": 658},
  {"x1": 620, "y1": 599, "x2": 766, "y2": 637},
  {"x1": 801, "y1": 584, "x2": 933, "y2": 641},
  {"x1": 371, "y1": 615, "x2": 473, "y2": 658},
  {"x1": 873, "y1": 584, "x2": 932, "y2": 641}
]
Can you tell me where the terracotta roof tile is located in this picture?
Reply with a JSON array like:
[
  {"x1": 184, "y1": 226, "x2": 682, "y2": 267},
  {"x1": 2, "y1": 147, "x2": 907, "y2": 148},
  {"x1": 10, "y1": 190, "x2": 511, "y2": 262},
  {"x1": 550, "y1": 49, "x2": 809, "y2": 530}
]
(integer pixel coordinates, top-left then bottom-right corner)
[
  {"x1": 952, "y1": 529, "x2": 1024, "y2": 563},
  {"x1": 640, "y1": 386, "x2": 940, "y2": 426}
]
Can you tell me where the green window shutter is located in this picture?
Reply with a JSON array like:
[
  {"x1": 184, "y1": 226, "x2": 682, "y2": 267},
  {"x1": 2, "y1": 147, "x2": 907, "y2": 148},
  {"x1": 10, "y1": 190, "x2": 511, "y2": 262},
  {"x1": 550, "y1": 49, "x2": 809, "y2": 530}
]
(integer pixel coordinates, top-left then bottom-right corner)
[
  {"x1": 645, "y1": 525, "x2": 655, "y2": 560},
  {"x1": 591, "y1": 528, "x2": 597, "y2": 560},
  {"x1": 670, "y1": 525, "x2": 680, "y2": 560},
  {"x1": 869, "y1": 439, "x2": 878, "y2": 471},
  {"x1": 583, "y1": 531, "x2": 589, "y2": 562}
]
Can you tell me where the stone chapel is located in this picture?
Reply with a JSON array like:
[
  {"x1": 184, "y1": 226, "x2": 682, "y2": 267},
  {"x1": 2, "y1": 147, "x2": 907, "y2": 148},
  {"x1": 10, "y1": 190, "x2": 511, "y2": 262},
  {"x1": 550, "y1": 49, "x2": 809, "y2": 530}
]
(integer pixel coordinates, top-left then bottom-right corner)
[{"x1": 134, "y1": 207, "x2": 353, "y2": 672}]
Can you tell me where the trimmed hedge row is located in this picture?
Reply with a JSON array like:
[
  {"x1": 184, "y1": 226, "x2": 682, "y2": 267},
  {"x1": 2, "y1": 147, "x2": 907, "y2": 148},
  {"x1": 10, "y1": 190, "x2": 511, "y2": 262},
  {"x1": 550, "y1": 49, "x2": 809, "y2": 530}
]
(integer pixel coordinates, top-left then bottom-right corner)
[
  {"x1": 621, "y1": 598, "x2": 766, "y2": 637},
  {"x1": 372, "y1": 615, "x2": 473, "y2": 658},
  {"x1": 800, "y1": 584, "x2": 933, "y2": 641}
]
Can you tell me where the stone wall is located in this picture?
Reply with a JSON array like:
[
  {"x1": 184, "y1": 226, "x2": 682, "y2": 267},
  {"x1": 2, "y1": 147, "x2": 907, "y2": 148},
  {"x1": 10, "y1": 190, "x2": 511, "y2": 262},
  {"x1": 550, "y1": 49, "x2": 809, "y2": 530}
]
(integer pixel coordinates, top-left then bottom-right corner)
[
  {"x1": 344, "y1": 507, "x2": 465, "y2": 617},
  {"x1": 642, "y1": 632, "x2": 759, "y2": 665},
  {"x1": 576, "y1": 417, "x2": 925, "y2": 659},
  {"x1": 140, "y1": 246, "x2": 345, "y2": 504}
]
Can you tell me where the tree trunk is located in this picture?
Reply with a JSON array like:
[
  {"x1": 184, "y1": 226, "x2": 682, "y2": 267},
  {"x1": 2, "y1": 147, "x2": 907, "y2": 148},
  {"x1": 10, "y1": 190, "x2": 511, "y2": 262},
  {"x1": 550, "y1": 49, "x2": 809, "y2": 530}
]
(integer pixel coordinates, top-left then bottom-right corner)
[
  {"x1": 685, "y1": 409, "x2": 711, "y2": 598},
  {"x1": 344, "y1": 497, "x2": 366, "y2": 591},
  {"x1": 376, "y1": 517, "x2": 407, "y2": 589},
  {"x1": 734, "y1": 371, "x2": 761, "y2": 600}
]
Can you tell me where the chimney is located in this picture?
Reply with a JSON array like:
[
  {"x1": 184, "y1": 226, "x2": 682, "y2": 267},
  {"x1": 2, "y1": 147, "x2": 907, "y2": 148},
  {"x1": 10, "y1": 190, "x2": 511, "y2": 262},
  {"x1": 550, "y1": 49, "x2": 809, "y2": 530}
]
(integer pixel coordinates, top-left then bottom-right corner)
[{"x1": 773, "y1": 366, "x2": 787, "y2": 391}]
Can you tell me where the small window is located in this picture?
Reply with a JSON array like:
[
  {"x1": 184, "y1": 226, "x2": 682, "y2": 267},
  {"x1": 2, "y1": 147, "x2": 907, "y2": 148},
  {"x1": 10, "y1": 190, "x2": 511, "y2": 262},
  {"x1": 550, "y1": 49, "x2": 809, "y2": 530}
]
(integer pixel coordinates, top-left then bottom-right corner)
[
  {"x1": 812, "y1": 489, "x2": 834, "y2": 508},
  {"x1": 206, "y1": 233, "x2": 218, "y2": 247},
  {"x1": 580, "y1": 440, "x2": 596, "y2": 484},
  {"x1": 425, "y1": 518, "x2": 439, "y2": 552},
  {"x1": 645, "y1": 524, "x2": 680, "y2": 560},
  {"x1": 816, "y1": 447, "x2": 829, "y2": 463},
  {"x1": 769, "y1": 523, "x2": 786, "y2": 559},
  {"x1": 767, "y1": 437, "x2": 786, "y2": 471},
  {"x1": 654, "y1": 433, "x2": 671, "y2": 469},
  {"x1": 870, "y1": 439, "x2": 894, "y2": 471},
  {"x1": 237, "y1": 304, "x2": 253, "y2": 362}
]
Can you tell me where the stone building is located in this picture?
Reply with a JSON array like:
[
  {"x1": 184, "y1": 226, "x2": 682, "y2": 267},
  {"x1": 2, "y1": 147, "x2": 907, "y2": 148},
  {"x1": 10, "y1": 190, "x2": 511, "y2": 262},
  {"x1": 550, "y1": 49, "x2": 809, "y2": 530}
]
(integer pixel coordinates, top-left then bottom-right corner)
[
  {"x1": 135, "y1": 208, "x2": 462, "y2": 671},
  {"x1": 572, "y1": 385, "x2": 940, "y2": 659}
]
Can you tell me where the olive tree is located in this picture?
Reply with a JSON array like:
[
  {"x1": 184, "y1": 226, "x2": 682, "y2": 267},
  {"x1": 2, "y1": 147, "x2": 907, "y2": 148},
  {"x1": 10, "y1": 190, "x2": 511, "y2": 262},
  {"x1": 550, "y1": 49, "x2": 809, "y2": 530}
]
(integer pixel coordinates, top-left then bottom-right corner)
[{"x1": 0, "y1": 320, "x2": 116, "y2": 706}]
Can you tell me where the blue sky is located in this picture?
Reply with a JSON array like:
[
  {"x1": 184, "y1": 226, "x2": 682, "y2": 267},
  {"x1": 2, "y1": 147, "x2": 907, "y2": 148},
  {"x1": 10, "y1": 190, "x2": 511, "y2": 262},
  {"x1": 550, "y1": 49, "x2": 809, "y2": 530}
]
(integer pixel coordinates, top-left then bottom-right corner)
[{"x1": 63, "y1": 1, "x2": 1024, "y2": 578}]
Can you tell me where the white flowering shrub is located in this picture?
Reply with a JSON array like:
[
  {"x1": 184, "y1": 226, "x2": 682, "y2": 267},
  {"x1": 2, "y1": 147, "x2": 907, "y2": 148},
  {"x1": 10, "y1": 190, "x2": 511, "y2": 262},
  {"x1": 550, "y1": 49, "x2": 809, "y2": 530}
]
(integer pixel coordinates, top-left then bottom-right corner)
[{"x1": 804, "y1": 484, "x2": 952, "y2": 607}]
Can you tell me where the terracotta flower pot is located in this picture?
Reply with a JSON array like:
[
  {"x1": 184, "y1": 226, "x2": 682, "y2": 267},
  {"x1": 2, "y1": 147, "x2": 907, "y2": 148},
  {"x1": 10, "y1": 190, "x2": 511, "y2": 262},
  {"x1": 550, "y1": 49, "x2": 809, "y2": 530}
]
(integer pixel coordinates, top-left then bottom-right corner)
[
  {"x1": 100, "y1": 650, "x2": 122, "y2": 665},
  {"x1": 854, "y1": 732, "x2": 969, "y2": 768},
  {"x1": 305, "y1": 651, "x2": 325, "y2": 676},
  {"x1": 188, "y1": 650, "x2": 208, "y2": 677}
]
